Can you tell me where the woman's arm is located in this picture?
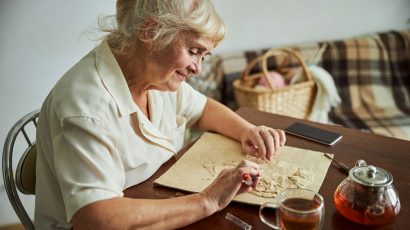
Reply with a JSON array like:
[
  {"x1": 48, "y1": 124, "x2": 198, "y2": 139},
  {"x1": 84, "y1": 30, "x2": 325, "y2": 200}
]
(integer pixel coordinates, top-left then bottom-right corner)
[
  {"x1": 72, "y1": 194, "x2": 212, "y2": 230},
  {"x1": 197, "y1": 98, "x2": 253, "y2": 141},
  {"x1": 72, "y1": 160, "x2": 260, "y2": 230},
  {"x1": 197, "y1": 98, "x2": 286, "y2": 160}
]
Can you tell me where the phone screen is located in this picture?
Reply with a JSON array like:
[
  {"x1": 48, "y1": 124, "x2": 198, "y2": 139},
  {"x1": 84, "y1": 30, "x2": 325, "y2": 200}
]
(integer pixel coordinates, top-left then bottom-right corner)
[{"x1": 285, "y1": 122, "x2": 342, "y2": 145}]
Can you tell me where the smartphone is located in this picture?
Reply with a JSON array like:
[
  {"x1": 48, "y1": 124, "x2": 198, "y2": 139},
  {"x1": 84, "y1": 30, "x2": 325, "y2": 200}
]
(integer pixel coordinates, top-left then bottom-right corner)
[{"x1": 285, "y1": 122, "x2": 342, "y2": 145}]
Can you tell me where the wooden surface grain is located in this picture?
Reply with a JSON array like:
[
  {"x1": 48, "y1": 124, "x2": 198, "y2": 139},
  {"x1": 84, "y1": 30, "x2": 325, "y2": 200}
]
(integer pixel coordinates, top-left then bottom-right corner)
[{"x1": 124, "y1": 107, "x2": 410, "y2": 230}]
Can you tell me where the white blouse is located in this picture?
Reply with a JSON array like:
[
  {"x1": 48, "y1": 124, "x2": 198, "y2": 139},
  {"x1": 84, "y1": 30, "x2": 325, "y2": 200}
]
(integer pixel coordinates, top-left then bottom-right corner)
[{"x1": 35, "y1": 40, "x2": 207, "y2": 229}]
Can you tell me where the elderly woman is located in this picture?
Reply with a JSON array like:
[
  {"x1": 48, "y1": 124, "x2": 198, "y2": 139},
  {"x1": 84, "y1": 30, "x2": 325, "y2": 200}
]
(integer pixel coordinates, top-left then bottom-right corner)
[{"x1": 35, "y1": 0, "x2": 286, "y2": 229}]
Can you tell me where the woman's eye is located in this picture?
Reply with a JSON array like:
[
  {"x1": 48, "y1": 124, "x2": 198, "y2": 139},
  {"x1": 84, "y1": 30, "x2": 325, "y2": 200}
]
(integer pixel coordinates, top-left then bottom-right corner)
[
  {"x1": 188, "y1": 48, "x2": 199, "y2": 56},
  {"x1": 188, "y1": 48, "x2": 209, "y2": 62}
]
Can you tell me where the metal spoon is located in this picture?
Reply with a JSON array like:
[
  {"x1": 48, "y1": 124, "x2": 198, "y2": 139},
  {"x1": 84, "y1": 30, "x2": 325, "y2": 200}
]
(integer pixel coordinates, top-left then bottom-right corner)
[{"x1": 324, "y1": 153, "x2": 350, "y2": 175}]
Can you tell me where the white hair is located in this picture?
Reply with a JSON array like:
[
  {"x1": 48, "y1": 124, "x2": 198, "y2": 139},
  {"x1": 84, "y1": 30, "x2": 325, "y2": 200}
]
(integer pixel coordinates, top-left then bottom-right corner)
[{"x1": 102, "y1": 0, "x2": 226, "y2": 54}]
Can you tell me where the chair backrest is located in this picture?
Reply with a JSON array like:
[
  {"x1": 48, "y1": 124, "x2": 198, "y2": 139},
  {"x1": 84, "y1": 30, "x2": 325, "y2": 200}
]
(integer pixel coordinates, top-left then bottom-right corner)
[
  {"x1": 2, "y1": 109, "x2": 39, "y2": 230},
  {"x1": 16, "y1": 143, "x2": 37, "y2": 195}
]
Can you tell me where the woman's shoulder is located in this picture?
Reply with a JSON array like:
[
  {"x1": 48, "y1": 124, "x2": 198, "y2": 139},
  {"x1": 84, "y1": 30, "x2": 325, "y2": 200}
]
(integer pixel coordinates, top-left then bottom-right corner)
[{"x1": 50, "y1": 49, "x2": 115, "y2": 122}]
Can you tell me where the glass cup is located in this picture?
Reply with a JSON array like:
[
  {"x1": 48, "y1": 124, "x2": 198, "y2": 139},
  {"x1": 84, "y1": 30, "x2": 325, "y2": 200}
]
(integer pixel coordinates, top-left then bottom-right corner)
[{"x1": 259, "y1": 188, "x2": 325, "y2": 230}]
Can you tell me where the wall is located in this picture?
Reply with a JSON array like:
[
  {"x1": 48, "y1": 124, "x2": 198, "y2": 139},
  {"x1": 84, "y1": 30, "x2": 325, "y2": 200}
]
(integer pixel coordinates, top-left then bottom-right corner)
[
  {"x1": 0, "y1": 0, "x2": 115, "y2": 225},
  {"x1": 213, "y1": 0, "x2": 410, "y2": 53},
  {"x1": 0, "y1": 0, "x2": 409, "y2": 226}
]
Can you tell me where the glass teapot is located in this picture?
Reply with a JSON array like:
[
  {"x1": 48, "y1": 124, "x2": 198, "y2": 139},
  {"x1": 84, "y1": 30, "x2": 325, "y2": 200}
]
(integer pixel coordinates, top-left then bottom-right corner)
[{"x1": 334, "y1": 160, "x2": 401, "y2": 225}]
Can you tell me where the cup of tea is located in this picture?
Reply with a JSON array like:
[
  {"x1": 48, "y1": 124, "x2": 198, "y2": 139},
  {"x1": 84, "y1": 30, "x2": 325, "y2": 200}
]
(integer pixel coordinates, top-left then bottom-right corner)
[{"x1": 259, "y1": 188, "x2": 325, "y2": 229}]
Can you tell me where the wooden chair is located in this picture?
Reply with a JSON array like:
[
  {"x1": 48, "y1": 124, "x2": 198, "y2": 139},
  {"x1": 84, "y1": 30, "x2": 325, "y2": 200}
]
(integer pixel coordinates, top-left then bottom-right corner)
[{"x1": 2, "y1": 109, "x2": 39, "y2": 230}]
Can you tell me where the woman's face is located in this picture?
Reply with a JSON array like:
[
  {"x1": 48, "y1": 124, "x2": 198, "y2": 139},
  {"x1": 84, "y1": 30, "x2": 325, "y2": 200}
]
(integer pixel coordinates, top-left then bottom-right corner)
[{"x1": 148, "y1": 32, "x2": 215, "y2": 92}]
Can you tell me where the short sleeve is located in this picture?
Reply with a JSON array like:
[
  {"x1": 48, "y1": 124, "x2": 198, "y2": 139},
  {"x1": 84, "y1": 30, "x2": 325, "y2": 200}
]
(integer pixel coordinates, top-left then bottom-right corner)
[
  {"x1": 52, "y1": 116, "x2": 125, "y2": 222},
  {"x1": 176, "y1": 82, "x2": 207, "y2": 127}
]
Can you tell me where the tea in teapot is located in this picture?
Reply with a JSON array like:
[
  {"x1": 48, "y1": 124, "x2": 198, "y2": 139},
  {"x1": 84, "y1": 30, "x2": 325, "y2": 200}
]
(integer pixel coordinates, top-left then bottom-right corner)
[{"x1": 334, "y1": 160, "x2": 400, "y2": 225}]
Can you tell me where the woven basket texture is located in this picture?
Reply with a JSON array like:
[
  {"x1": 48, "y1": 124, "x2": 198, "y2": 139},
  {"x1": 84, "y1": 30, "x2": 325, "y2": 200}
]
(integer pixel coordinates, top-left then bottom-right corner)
[{"x1": 233, "y1": 48, "x2": 316, "y2": 119}]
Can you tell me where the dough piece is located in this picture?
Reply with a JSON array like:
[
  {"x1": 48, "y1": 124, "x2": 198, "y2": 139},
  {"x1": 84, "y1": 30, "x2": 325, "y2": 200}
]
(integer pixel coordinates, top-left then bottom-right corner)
[
  {"x1": 201, "y1": 158, "x2": 315, "y2": 198},
  {"x1": 288, "y1": 168, "x2": 314, "y2": 188}
]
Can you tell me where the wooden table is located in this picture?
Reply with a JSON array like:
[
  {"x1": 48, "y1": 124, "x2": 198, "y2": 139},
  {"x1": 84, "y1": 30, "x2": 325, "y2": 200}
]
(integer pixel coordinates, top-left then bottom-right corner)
[{"x1": 124, "y1": 107, "x2": 410, "y2": 229}]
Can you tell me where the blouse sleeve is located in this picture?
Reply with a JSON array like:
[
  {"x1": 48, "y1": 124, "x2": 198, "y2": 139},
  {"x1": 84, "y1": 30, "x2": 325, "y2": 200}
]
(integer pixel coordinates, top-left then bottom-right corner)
[
  {"x1": 176, "y1": 82, "x2": 207, "y2": 127},
  {"x1": 52, "y1": 115, "x2": 125, "y2": 222}
]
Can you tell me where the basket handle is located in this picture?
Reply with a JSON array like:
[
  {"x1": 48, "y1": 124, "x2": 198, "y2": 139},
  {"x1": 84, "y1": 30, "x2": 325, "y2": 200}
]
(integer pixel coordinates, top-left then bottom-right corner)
[
  {"x1": 241, "y1": 48, "x2": 313, "y2": 89},
  {"x1": 240, "y1": 55, "x2": 266, "y2": 87}
]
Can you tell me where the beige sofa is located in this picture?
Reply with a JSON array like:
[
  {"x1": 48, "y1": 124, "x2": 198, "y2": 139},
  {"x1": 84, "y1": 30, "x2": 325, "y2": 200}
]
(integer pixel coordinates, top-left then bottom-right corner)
[{"x1": 188, "y1": 30, "x2": 410, "y2": 141}]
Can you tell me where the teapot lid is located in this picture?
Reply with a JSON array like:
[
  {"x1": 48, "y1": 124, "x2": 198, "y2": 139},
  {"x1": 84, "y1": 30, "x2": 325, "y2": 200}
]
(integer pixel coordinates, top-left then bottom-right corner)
[{"x1": 350, "y1": 164, "x2": 393, "y2": 187}]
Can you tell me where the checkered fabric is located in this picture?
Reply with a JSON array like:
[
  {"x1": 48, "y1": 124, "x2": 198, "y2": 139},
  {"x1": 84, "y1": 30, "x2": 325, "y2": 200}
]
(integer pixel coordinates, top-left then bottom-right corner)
[
  {"x1": 188, "y1": 30, "x2": 410, "y2": 140},
  {"x1": 322, "y1": 31, "x2": 410, "y2": 140}
]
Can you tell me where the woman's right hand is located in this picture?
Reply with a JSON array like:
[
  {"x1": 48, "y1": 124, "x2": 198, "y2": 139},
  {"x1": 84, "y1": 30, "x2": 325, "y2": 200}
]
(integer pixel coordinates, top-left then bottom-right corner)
[{"x1": 199, "y1": 160, "x2": 260, "y2": 212}]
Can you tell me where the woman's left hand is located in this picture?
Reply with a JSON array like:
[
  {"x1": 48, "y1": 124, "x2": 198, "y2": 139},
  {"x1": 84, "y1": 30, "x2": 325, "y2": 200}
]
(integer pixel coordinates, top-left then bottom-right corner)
[{"x1": 240, "y1": 125, "x2": 286, "y2": 161}]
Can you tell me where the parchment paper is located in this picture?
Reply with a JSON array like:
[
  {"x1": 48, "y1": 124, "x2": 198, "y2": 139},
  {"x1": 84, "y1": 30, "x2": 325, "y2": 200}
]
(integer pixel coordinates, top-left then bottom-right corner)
[{"x1": 154, "y1": 132, "x2": 332, "y2": 205}]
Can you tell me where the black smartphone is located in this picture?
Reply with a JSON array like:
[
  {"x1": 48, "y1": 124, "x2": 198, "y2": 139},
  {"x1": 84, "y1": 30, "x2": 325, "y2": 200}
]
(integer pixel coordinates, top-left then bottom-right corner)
[{"x1": 285, "y1": 122, "x2": 342, "y2": 145}]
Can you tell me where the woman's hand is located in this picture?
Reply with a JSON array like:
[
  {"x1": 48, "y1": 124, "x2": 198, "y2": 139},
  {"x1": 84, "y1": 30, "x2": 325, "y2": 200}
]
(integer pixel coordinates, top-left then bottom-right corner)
[
  {"x1": 200, "y1": 160, "x2": 260, "y2": 211},
  {"x1": 240, "y1": 125, "x2": 286, "y2": 161}
]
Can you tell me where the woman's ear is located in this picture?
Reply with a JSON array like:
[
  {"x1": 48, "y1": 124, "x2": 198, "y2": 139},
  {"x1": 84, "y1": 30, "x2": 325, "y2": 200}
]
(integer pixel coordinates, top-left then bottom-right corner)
[{"x1": 139, "y1": 18, "x2": 159, "y2": 51}]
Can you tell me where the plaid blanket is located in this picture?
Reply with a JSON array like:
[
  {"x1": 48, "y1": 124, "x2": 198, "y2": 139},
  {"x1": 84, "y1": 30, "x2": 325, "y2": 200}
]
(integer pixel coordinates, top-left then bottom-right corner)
[
  {"x1": 188, "y1": 30, "x2": 410, "y2": 141},
  {"x1": 323, "y1": 31, "x2": 410, "y2": 140}
]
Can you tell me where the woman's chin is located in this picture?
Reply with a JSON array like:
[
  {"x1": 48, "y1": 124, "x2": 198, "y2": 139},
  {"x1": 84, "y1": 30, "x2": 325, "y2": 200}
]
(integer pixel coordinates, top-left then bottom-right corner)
[{"x1": 163, "y1": 81, "x2": 182, "y2": 92}]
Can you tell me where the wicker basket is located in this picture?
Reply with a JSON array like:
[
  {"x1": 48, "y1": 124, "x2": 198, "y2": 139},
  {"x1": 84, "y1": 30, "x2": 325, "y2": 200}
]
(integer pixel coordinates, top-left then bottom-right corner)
[{"x1": 233, "y1": 48, "x2": 316, "y2": 119}]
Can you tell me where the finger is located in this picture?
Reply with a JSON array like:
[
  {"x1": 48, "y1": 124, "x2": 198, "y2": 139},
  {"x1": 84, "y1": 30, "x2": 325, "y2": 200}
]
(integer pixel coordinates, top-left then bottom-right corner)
[
  {"x1": 243, "y1": 135, "x2": 265, "y2": 159},
  {"x1": 273, "y1": 129, "x2": 281, "y2": 152},
  {"x1": 269, "y1": 129, "x2": 280, "y2": 156},
  {"x1": 242, "y1": 161, "x2": 261, "y2": 189},
  {"x1": 237, "y1": 160, "x2": 260, "y2": 178},
  {"x1": 250, "y1": 131, "x2": 266, "y2": 159},
  {"x1": 278, "y1": 129, "x2": 286, "y2": 146},
  {"x1": 238, "y1": 160, "x2": 259, "y2": 171},
  {"x1": 251, "y1": 175, "x2": 261, "y2": 190},
  {"x1": 238, "y1": 183, "x2": 253, "y2": 193},
  {"x1": 242, "y1": 142, "x2": 258, "y2": 157},
  {"x1": 260, "y1": 128, "x2": 275, "y2": 161},
  {"x1": 237, "y1": 163, "x2": 260, "y2": 191}
]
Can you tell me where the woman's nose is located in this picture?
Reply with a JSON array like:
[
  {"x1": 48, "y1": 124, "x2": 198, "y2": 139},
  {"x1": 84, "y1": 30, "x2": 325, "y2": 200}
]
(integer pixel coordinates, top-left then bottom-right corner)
[{"x1": 189, "y1": 58, "x2": 202, "y2": 75}]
